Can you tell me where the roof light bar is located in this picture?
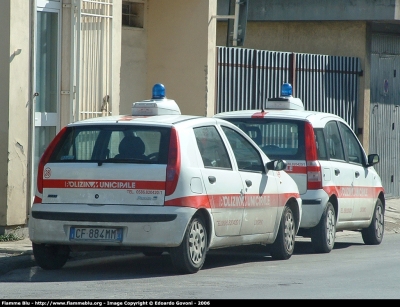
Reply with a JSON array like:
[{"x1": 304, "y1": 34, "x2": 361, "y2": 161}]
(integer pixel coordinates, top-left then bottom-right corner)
[
  {"x1": 265, "y1": 83, "x2": 305, "y2": 110},
  {"x1": 132, "y1": 83, "x2": 181, "y2": 116}
]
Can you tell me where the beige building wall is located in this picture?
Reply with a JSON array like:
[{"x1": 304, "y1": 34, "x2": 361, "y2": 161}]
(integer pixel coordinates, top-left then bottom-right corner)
[
  {"x1": 120, "y1": 1, "x2": 148, "y2": 115},
  {"x1": 146, "y1": 0, "x2": 217, "y2": 117},
  {"x1": 217, "y1": 21, "x2": 370, "y2": 147},
  {"x1": 60, "y1": 1, "x2": 73, "y2": 128},
  {"x1": 0, "y1": 0, "x2": 31, "y2": 229}
]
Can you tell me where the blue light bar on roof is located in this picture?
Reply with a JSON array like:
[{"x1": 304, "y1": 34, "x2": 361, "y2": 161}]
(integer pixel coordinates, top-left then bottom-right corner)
[
  {"x1": 281, "y1": 83, "x2": 292, "y2": 97},
  {"x1": 132, "y1": 84, "x2": 181, "y2": 116},
  {"x1": 152, "y1": 83, "x2": 166, "y2": 99}
]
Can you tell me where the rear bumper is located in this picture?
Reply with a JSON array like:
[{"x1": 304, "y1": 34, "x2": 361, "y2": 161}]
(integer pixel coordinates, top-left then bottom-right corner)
[
  {"x1": 299, "y1": 190, "x2": 329, "y2": 228},
  {"x1": 29, "y1": 203, "x2": 197, "y2": 247}
]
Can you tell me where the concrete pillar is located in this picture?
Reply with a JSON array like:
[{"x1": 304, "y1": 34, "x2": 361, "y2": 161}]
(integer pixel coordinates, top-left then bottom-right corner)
[
  {"x1": 0, "y1": 0, "x2": 31, "y2": 234},
  {"x1": 147, "y1": 0, "x2": 217, "y2": 117}
]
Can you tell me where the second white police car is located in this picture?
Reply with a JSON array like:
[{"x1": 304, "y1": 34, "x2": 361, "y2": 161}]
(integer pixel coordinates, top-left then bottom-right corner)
[
  {"x1": 29, "y1": 84, "x2": 302, "y2": 274},
  {"x1": 215, "y1": 83, "x2": 385, "y2": 253}
]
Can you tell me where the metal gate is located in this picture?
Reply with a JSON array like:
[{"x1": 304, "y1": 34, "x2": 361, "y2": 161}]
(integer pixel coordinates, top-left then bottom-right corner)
[
  {"x1": 217, "y1": 47, "x2": 361, "y2": 132},
  {"x1": 370, "y1": 34, "x2": 400, "y2": 198},
  {"x1": 71, "y1": 0, "x2": 113, "y2": 121}
]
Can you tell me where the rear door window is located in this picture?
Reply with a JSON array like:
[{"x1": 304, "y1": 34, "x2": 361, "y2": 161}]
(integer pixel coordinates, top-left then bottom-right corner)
[
  {"x1": 194, "y1": 126, "x2": 232, "y2": 169},
  {"x1": 50, "y1": 125, "x2": 171, "y2": 164},
  {"x1": 324, "y1": 121, "x2": 345, "y2": 161}
]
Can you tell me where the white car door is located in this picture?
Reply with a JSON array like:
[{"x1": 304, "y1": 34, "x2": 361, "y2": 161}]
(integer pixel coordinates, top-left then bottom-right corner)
[
  {"x1": 194, "y1": 126, "x2": 245, "y2": 236},
  {"x1": 338, "y1": 122, "x2": 375, "y2": 221},
  {"x1": 220, "y1": 126, "x2": 279, "y2": 235},
  {"x1": 324, "y1": 121, "x2": 354, "y2": 222}
]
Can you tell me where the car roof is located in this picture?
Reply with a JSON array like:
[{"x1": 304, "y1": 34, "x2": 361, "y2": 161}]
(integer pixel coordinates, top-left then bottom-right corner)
[
  {"x1": 214, "y1": 109, "x2": 347, "y2": 129},
  {"x1": 68, "y1": 113, "x2": 242, "y2": 131},
  {"x1": 68, "y1": 114, "x2": 204, "y2": 126}
]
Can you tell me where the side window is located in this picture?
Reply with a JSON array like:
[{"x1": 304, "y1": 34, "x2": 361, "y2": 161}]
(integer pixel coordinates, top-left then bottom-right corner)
[
  {"x1": 324, "y1": 121, "x2": 345, "y2": 161},
  {"x1": 315, "y1": 129, "x2": 328, "y2": 160},
  {"x1": 221, "y1": 126, "x2": 264, "y2": 173},
  {"x1": 338, "y1": 122, "x2": 364, "y2": 165},
  {"x1": 194, "y1": 126, "x2": 232, "y2": 169}
]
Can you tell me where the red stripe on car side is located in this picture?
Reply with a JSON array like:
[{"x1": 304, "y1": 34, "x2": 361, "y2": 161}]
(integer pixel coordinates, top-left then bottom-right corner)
[
  {"x1": 323, "y1": 185, "x2": 384, "y2": 199},
  {"x1": 165, "y1": 192, "x2": 300, "y2": 209},
  {"x1": 43, "y1": 179, "x2": 165, "y2": 190},
  {"x1": 284, "y1": 165, "x2": 307, "y2": 174},
  {"x1": 164, "y1": 195, "x2": 211, "y2": 209}
]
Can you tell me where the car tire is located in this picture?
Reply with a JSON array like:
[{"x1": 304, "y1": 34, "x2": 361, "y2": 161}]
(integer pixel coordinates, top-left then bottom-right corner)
[
  {"x1": 170, "y1": 215, "x2": 207, "y2": 274},
  {"x1": 269, "y1": 206, "x2": 296, "y2": 260},
  {"x1": 361, "y1": 198, "x2": 384, "y2": 245},
  {"x1": 311, "y1": 201, "x2": 336, "y2": 253},
  {"x1": 32, "y1": 243, "x2": 70, "y2": 270}
]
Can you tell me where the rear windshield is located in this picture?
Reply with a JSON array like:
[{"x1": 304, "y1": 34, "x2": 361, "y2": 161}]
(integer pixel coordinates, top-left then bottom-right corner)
[
  {"x1": 223, "y1": 118, "x2": 305, "y2": 160},
  {"x1": 49, "y1": 125, "x2": 171, "y2": 164}
]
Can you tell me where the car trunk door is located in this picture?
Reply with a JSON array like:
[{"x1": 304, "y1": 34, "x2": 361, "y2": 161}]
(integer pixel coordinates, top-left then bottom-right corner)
[{"x1": 41, "y1": 162, "x2": 166, "y2": 206}]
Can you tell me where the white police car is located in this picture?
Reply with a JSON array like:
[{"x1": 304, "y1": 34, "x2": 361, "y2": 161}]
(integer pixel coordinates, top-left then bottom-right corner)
[
  {"x1": 215, "y1": 83, "x2": 385, "y2": 253},
  {"x1": 29, "y1": 84, "x2": 302, "y2": 274}
]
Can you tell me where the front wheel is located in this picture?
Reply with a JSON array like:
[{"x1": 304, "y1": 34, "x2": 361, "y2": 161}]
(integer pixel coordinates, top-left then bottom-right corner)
[
  {"x1": 311, "y1": 202, "x2": 336, "y2": 253},
  {"x1": 32, "y1": 243, "x2": 70, "y2": 270},
  {"x1": 269, "y1": 206, "x2": 296, "y2": 260},
  {"x1": 170, "y1": 215, "x2": 208, "y2": 274},
  {"x1": 362, "y1": 198, "x2": 384, "y2": 245}
]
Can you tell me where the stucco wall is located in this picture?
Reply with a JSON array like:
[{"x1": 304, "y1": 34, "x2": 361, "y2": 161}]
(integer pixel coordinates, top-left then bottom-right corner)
[
  {"x1": 120, "y1": 9, "x2": 148, "y2": 115},
  {"x1": 1, "y1": 0, "x2": 31, "y2": 227},
  {"x1": 0, "y1": 1, "x2": 11, "y2": 227},
  {"x1": 146, "y1": 0, "x2": 217, "y2": 117}
]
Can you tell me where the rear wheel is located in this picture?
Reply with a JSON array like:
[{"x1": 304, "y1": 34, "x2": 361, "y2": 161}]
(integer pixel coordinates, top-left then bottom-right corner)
[
  {"x1": 32, "y1": 243, "x2": 70, "y2": 270},
  {"x1": 362, "y1": 198, "x2": 384, "y2": 245},
  {"x1": 269, "y1": 206, "x2": 296, "y2": 260},
  {"x1": 311, "y1": 202, "x2": 336, "y2": 253},
  {"x1": 170, "y1": 215, "x2": 207, "y2": 274}
]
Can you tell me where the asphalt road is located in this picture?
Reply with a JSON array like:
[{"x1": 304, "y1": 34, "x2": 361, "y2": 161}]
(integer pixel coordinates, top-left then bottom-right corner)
[{"x1": 1, "y1": 197, "x2": 399, "y2": 276}]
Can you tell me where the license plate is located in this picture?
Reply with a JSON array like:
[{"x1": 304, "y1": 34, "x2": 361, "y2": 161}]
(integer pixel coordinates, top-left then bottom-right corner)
[{"x1": 69, "y1": 227, "x2": 123, "y2": 242}]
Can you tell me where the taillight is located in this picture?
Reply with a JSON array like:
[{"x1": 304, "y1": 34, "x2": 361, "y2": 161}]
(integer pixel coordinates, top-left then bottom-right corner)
[
  {"x1": 36, "y1": 127, "x2": 68, "y2": 197},
  {"x1": 305, "y1": 122, "x2": 322, "y2": 190},
  {"x1": 165, "y1": 128, "x2": 181, "y2": 196}
]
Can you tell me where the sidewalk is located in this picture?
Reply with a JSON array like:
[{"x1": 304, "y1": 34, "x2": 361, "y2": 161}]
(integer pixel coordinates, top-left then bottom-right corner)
[{"x1": 1, "y1": 197, "x2": 400, "y2": 275}]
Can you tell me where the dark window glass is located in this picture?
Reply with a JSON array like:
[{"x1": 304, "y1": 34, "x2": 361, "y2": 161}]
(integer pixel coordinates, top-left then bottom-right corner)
[
  {"x1": 49, "y1": 125, "x2": 170, "y2": 164},
  {"x1": 223, "y1": 118, "x2": 305, "y2": 160},
  {"x1": 324, "y1": 121, "x2": 345, "y2": 161},
  {"x1": 122, "y1": 1, "x2": 144, "y2": 28},
  {"x1": 338, "y1": 122, "x2": 364, "y2": 165},
  {"x1": 315, "y1": 128, "x2": 328, "y2": 160},
  {"x1": 221, "y1": 126, "x2": 264, "y2": 173},
  {"x1": 194, "y1": 126, "x2": 232, "y2": 169}
]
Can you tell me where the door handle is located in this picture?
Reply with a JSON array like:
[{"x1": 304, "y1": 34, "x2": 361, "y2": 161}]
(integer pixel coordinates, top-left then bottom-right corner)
[
  {"x1": 245, "y1": 179, "x2": 252, "y2": 187},
  {"x1": 208, "y1": 176, "x2": 216, "y2": 184},
  {"x1": 334, "y1": 169, "x2": 340, "y2": 176},
  {"x1": 355, "y1": 171, "x2": 360, "y2": 178}
]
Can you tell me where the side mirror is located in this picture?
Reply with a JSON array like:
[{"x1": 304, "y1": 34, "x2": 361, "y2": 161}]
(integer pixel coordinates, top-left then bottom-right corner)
[
  {"x1": 266, "y1": 159, "x2": 287, "y2": 171},
  {"x1": 367, "y1": 154, "x2": 380, "y2": 166}
]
